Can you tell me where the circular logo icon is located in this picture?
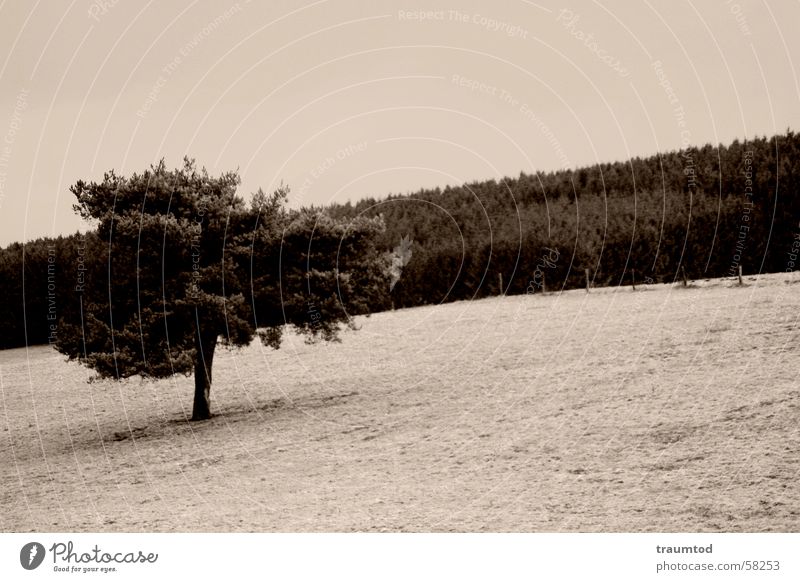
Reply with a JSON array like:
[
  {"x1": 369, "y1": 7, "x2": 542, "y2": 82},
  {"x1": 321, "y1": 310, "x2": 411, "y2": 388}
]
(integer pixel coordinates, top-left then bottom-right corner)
[{"x1": 20, "y1": 542, "x2": 46, "y2": 570}]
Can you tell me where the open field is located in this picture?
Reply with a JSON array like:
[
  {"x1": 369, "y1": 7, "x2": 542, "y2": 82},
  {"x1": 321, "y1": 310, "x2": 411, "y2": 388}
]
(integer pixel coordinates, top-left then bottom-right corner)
[{"x1": 1, "y1": 273, "x2": 798, "y2": 532}]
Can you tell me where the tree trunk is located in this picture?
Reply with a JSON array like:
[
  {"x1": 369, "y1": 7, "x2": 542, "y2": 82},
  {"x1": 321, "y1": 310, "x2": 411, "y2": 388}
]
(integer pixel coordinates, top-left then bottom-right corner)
[{"x1": 192, "y1": 330, "x2": 217, "y2": 421}]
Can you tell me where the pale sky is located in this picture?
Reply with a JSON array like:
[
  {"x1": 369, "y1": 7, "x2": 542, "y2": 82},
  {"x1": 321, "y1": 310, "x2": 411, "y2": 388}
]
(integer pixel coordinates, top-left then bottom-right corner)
[{"x1": 0, "y1": 0, "x2": 798, "y2": 246}]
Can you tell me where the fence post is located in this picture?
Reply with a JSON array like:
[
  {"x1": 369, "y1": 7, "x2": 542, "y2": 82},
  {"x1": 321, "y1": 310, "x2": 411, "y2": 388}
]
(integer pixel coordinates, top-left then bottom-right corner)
[
  {"x1": 681, "y1": 265, "x2": 688, "y2": 287},
  {"x1": 631, "y1": 268, "x2": 636, "y2": 291},
  {"x1": 585, "y1": 268, "x2": 590, "y2": 292},
  {"x1": 542, "y1": 272, "x2": 546, "y2": 295},
  {"x1": 738, "y1": 265, "x2": 743, "y2": 286},
  {"x1": 499, "y1": 272, "x2": 504, "y2": 295}
]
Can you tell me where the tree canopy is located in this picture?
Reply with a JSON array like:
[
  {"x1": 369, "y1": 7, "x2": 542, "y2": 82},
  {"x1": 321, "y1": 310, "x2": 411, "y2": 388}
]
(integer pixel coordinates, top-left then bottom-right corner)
[{"x1": 53, "y1": 159, "x2": 388, "y2": 419}]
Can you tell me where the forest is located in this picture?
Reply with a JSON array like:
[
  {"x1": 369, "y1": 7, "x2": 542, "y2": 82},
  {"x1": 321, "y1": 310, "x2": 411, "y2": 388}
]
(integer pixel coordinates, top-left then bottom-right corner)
[
  {"x1": 1, "y1": 130, "x2": 798, "y2": 350},
  {"x1": 328, "y1": 130, "x2": 799, "y2": 308}
]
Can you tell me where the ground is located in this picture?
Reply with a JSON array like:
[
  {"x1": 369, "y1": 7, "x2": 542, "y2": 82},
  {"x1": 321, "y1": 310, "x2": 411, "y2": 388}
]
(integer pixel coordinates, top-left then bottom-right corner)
[{"x1": 1, "y1": 273, "x2": 798, "y2": 532}]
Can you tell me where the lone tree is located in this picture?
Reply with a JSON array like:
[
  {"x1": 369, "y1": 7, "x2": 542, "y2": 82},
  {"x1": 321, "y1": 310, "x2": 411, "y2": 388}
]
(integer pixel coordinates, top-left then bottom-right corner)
[{"x1": 56, "y1": 159, "x2": 388, "y2": 420}]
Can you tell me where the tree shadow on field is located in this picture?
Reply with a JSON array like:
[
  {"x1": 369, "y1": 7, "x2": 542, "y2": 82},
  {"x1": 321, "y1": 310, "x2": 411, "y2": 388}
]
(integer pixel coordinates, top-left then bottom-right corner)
[
  {"x1": 69, "y1": 389, "x2": 361, "y2": 450},
  {"x1": 201, "y1": 389, "x2": 361, "y2": 427}
]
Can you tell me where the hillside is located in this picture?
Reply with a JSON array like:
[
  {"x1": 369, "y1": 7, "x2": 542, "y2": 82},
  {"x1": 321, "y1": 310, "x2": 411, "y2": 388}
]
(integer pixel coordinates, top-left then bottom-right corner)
[{"x1": 1, "y1": 273, "x2": 797, "y2": 531}]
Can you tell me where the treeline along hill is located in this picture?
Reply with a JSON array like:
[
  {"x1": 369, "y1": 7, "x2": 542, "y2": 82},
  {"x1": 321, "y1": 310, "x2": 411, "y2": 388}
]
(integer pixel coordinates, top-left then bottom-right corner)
[
  {"x1": 1, "y1": 130, "x2": 798, "y2": 350},
  {"x1": 328, "y1": 131, "x2": 799, "y2": 307}
]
